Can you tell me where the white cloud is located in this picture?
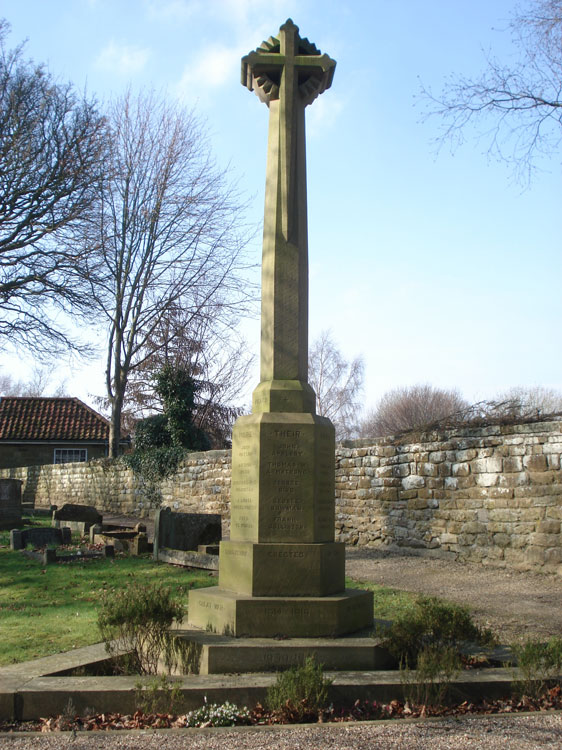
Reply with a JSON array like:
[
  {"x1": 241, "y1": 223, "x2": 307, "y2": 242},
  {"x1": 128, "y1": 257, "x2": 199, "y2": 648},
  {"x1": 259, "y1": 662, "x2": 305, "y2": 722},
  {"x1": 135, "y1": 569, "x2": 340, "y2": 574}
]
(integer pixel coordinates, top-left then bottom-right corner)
[
  {"x1": 169, "y1": 2, "x2": 312, "y2": 108},
  {"x1": 307, "y1": 92, "x2": 344, "y2": 137},
  {"x1": 144, "y1": 0, "x2": 203, "y2": 22},
  {"x1": 175, "y1": 43, "x2": 241, "y2": 101},
  {"x1": 94, "y1": 41, "x2": 150, "y2": 75},
  {"x1": 215, "y1": 0, "x2": 293, "y2": 28},
  {"x1": 145, "y1": 0, "x2": 295, "y2": 28}
]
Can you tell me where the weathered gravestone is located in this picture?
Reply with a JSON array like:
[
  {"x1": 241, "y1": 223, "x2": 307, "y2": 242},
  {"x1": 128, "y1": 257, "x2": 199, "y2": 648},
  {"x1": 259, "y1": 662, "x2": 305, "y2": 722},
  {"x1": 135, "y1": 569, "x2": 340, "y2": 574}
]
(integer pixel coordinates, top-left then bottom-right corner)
[
  {"x1": 188, "y1": 20, "x2": 373, "y2": 638},
  {"x1": 154, "y1": 508, "x2": 221, "y2": 569},
  {"x1": 10, "y1": 526, "x2": 71, "y2": 550},
  {"x1": 0, "y1": 479, "x2": 22, "y2": 529},
  {"x1": 52, "y1": 503, "x2": 102, "y2": 535}
]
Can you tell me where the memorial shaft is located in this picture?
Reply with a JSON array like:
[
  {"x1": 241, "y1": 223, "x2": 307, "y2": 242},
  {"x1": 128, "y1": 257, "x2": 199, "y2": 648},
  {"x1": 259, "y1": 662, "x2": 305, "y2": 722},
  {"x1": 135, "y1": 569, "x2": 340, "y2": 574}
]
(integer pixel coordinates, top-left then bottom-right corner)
[{"x1": 187, "y1": 20, "x2": 373, "y2": 638}]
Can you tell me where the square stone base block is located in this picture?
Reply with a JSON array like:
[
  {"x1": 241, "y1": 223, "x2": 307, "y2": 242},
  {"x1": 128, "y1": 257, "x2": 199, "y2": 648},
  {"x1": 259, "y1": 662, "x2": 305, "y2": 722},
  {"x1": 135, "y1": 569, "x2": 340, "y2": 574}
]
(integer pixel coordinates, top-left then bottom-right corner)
[
  {"x1": 187, "y1": 587, "x2": 374, "y2": 638},
  {"x1": 219, "y1": 541, "x2": 345, "y2": 596},
  {"x1": 172, "y1": 628, "x2": 393, "y2": 674}
]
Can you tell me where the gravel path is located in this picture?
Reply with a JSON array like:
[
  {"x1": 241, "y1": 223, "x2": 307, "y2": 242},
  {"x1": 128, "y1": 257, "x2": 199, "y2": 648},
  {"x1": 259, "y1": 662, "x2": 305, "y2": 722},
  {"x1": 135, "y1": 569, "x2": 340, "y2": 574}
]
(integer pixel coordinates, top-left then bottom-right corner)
[
  {"x1": 1, "y1": 715, "x2": 561, "y2": 749},
  {"x1": 346, "y1": 548, "x2": 562, "y2": 643}
]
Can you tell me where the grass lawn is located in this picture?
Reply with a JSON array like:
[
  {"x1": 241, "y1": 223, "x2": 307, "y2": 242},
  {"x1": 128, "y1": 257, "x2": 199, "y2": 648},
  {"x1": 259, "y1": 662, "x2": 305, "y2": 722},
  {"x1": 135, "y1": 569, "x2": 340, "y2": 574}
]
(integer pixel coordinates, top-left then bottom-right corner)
[
  {"x1": 346, "y1": 578, "x2": 420, "y2": 621},
  {"x1": 0, "y1": 522, "x2": 420, "y2": 666},
  {"x1": 0, "y1": 523, "x2": 216, "y2": 666}
]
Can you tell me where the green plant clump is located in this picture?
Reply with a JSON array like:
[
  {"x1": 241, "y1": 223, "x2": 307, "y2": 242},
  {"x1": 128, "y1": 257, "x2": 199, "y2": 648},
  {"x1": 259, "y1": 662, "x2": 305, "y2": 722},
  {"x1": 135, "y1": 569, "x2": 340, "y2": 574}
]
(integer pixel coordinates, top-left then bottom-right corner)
[
  {"x1": 513, "y1": 636, "x2": 562, "y2": 698},
  {"x1": 135, "y1": 674, "x2": 184, "y2": 715},
  {"x1": 400, "y1": 644, "x2": 461, "y2": 707},
  {"x1": 183, "y1": 699, "x2": 251, "y2": 727},
  {"x1": 380, "y1": 596, "x2": 495, "y2": 666},
  {"x1": 98, "y1": 584, "x2": 185, "y2": 674},
  {"x1": 267, "y1": 657, "x2": 332, "y2": 722}
]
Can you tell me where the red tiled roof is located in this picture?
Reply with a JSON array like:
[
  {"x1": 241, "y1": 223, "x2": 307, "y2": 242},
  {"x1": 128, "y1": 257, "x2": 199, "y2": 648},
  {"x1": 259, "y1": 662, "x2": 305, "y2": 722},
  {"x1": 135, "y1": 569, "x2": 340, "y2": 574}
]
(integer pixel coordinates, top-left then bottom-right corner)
[{"x1": 0, "y1": 397, "x2": 110, "y2": 442}]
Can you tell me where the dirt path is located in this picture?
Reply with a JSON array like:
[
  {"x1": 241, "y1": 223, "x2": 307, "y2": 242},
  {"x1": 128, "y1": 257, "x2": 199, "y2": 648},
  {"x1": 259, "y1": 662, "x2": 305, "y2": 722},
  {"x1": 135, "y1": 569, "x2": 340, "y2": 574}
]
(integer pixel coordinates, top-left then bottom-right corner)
[{"x1": 346, "y1": 548, "x2": 562, "y2": 644}]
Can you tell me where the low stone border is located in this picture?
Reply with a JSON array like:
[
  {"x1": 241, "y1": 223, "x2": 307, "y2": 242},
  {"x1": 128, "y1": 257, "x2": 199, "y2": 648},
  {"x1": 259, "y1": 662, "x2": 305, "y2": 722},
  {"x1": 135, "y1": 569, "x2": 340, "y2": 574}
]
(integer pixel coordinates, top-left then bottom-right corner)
[{"x1": 0, "y1": 644, "x2": 554, "y2": 722}]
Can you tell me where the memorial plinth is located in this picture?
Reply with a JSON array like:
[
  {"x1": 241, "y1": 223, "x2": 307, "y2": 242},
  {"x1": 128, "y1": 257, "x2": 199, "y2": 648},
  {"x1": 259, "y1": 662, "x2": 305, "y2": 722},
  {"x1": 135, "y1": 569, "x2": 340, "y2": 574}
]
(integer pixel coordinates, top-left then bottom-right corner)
[{"x1": 187, "y1": 19, "x2": 372, "y2": 640}]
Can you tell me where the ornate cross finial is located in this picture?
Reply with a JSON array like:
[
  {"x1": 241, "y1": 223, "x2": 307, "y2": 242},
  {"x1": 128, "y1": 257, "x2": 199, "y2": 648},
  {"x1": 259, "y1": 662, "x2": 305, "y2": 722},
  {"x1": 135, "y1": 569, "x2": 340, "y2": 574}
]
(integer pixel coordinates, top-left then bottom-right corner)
[{"x1": 241, "y1": 19, "x2": 336, "y2": 107}]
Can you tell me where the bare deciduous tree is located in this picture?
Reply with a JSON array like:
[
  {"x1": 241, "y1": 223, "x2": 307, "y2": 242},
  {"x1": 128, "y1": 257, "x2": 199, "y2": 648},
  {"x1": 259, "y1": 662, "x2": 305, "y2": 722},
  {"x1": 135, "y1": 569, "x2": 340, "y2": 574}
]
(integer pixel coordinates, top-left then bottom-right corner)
[
  {"x1": 490, "y1": 385, "x2": 562, "y2": 417},
  {"x1": 361, "y1": 384, "x2": 469, "y2": 438},
  {"x1": 124, "y1": 305, "x2": 254, "y2": 447},
  {"x1": 0, "y1": 366, "x2": 67, "y2": 396},
  {"x1": 85, "y1": 90, "x2": 253, "y2": 456},
  {"x1": 308, "y1": 330, "x2": 364, "y2": 441},
  {"x1": 420, "y1": 0, "x2": 562, "y2": 183},
  {"x1": 0, "y1": 20, "x2": 107, "y2": 356}
]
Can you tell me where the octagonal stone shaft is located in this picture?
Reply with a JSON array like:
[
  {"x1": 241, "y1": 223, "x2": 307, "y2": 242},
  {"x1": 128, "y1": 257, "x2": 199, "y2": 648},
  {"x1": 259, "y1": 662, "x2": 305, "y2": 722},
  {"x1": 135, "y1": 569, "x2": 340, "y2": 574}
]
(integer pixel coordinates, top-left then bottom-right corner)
[
  {"x1": 242, "y1": 19, "x2": 336, "y2": 414},
  {"x1": 230, "y1": 412, "x2": 335, "y2": 544}
]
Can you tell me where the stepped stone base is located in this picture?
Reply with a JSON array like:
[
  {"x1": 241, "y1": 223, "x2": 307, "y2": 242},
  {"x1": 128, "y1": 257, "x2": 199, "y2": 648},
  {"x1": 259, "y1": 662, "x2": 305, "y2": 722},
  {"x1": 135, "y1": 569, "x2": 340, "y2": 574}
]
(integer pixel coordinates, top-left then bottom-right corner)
[
  {"x1": 173, "y1": 628, "x2": 393, "y2": 674},
  {"x1": 187, "y1": 587, "x2": 373, "y2": 638}
]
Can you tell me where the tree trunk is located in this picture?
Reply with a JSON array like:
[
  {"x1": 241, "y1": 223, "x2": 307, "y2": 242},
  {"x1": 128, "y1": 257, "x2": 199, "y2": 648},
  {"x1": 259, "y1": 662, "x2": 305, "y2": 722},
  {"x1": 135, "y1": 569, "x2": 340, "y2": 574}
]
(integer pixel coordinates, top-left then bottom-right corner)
[{"x1": 108, "y1": 395, "x2": 122, "y2": 458}]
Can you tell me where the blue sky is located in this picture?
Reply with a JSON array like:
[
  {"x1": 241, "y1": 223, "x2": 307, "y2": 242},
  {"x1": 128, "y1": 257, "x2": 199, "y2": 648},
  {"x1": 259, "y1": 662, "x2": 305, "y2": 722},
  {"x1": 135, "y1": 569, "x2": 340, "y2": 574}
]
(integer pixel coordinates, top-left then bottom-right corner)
[{"x1": 2, "y1": 0, "x2": 561, "y2": 413}]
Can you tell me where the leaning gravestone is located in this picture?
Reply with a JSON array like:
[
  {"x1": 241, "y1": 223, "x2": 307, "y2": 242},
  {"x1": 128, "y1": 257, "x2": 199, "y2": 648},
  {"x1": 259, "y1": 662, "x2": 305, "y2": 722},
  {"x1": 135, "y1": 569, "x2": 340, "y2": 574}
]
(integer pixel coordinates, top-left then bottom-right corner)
[
  {"x1": 188, "y1": 20, "x2": 373, "y2": 638},
  {"x1": 0, "y1": 479, "x2": 22, "y2": 529},
  {"x1": 153, "y1": 508, "x2": 221, "y2": 569},
  {"x1": 52, "y1": 503, "x2": 102, "y2": 535}
]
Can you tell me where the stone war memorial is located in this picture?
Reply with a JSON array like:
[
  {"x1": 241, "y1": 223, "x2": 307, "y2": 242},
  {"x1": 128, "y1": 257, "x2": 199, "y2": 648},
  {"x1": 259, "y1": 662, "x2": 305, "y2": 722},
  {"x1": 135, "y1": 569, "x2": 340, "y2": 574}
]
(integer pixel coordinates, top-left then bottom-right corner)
[{"x1": 185, "y1": 20, "x2": 374, "y2": 668}]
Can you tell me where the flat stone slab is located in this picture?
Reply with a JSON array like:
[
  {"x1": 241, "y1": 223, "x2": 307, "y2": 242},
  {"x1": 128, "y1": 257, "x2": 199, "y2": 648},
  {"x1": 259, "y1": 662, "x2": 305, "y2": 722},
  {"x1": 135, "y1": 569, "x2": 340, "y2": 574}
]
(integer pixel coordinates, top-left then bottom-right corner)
[
  {"x1": 0, "y1": 642, "x2": 554, "y2": 722},
  {"x1": 172, "y1": 628, "x2": 394, "y2": 674},
  {"x1": 158, "y1": 548, "x2": 219, "y2": 571},
  {"x1": 0, "y1": 643, "x2": 122, "y2": 681}
]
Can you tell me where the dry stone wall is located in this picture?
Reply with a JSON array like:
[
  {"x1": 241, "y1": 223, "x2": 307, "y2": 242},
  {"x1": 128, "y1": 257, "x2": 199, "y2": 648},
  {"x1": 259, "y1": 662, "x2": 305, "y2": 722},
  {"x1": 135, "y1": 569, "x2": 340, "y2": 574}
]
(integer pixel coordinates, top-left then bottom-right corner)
[
  {"x1": 1, "y1": 420, "x2": 560, "y2": 573},
  {"x1": 335, "y1": 421, "x2": 562, "y2": 573},
  {"x1": 0, "y1": 451, "x2": 232, "y2": 532}
]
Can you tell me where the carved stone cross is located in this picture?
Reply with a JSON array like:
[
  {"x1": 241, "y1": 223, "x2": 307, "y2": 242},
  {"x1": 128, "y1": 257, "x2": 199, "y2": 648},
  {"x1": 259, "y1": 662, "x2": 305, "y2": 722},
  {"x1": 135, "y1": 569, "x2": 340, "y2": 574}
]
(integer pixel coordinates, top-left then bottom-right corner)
[{"x1": 242, "y1": 20, "x2": 336, "y2": 414}]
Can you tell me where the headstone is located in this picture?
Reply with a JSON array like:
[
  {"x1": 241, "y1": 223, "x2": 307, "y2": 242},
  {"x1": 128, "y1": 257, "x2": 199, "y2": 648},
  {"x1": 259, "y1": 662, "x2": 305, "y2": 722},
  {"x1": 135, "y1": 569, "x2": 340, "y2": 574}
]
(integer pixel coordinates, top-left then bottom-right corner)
[
  {"x1": 131, "y1": 532, "x2": 150, "y2": 556},
  {"x1": 0, "y1": 479, "x2": 22, "y2": 530},
  {"x1": 43, "y1": 548, "x2": 57, "y2": 565},
  {"x1": 89, "y1": 524, "x2": 103, "y2": 543},
  {"x1": 188, "y1": 20, "x2": 373, "y2": 638},
  {"x1": 10, "y1": 526, "x2": 71, "y2": 550},
  {"x1": 153, "y1": 507, "x2": 221, "y2": 560},
  {"x1": 52, "y1": 504, "x2": 102, "y2": 533}
]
